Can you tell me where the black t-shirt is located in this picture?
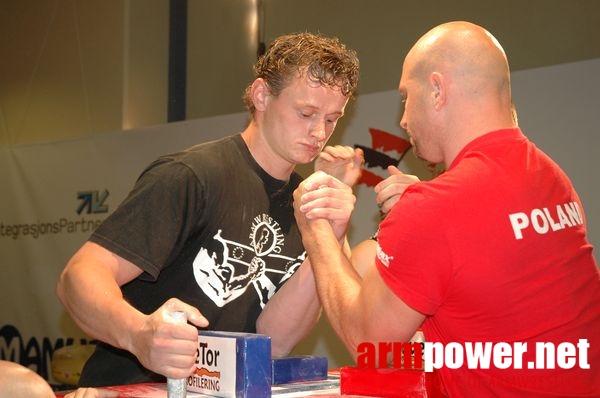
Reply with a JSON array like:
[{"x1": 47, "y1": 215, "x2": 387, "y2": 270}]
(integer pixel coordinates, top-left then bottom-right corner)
[{"x1": 79, "y1": 134, "x2": 305, "y2": 386}]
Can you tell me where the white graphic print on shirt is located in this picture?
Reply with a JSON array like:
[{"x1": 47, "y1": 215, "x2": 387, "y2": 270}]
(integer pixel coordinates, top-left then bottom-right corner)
[{"x1": 192, "y1": 214, "x2": 304, "y2": 308}]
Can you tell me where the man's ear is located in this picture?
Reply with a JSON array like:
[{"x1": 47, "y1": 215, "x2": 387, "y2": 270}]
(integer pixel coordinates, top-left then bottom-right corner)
[
  {"x1": 430, "y1": 72, "x2": 445, "y2": 110},
  {"x1": 251, "y1": 78, "x2": 270, "y2": 112}
]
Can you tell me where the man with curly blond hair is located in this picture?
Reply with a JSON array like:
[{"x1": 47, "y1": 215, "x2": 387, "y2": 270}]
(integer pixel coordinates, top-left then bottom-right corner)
[{"x1": 57, "y1": 32, "x2": 359, "y2": 387}]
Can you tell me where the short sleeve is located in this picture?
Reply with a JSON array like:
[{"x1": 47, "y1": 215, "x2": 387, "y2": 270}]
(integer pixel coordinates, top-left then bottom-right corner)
[
  {"x1": 90, "y1": 159, "x2": 205, "y2": 279},
  {"x1": 375, "y1": 185, "x2": 454, "y2": 316}
]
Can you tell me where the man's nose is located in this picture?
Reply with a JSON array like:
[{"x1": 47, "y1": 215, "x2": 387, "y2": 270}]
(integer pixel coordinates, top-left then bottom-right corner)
[{"x1": 311, "y1": 120, "x2": 327, "y2": 141}]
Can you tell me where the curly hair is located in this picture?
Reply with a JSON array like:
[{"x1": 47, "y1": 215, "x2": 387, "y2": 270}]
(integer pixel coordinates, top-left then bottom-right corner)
[{"x1": 243, "y1": 32, "x2": 360, "y2": 114}]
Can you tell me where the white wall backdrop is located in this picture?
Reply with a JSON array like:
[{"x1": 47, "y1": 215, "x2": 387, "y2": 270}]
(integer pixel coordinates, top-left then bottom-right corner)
[{"x1": 1, "y1": 58, "x2": 598, "y2": 380}]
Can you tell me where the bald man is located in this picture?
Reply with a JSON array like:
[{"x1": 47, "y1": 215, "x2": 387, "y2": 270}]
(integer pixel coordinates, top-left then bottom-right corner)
[
  {"x1": 294, "y1": 21, "x2": 600, "y2": 397},
  {"x1": 0, "y1": 361, "x2": 55, "y2": 398},
  {"x1": 0, "y1": 360, "x2": 119, "y2": 398}
]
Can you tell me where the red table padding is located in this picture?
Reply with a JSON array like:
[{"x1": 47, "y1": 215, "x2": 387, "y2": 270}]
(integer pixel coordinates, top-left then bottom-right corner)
[{"x1": 340, "y1": 366, "x2": 443, "y2": 398}]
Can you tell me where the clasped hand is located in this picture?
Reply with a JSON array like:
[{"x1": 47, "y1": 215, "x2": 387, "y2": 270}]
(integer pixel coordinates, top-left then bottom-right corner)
[{"x1": 294, "y1": 171, "x2": 355, "y2": 242}]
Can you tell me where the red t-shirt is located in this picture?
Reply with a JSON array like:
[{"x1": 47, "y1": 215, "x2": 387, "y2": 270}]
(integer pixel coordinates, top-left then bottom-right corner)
[{"x1": 376, "y1": 128, "x2": 600, "y2": 397}]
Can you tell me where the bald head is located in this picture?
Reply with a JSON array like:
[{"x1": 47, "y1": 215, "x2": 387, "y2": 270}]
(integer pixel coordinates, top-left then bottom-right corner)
[
  {"x1": 408, "y1": 21, "x2": 510, "y2": 99},
  {"x1": 398, "y1": 21, "x2": 515, "y2": 166}
]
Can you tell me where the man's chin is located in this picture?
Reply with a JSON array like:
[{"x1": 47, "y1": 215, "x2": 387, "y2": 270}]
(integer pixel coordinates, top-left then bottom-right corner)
[
  {"x1": 298, "y1": 152, "x2": 319, "y2": 165},
  {"x1": 413, "y1": 149, "x2": 431, "y2": 164}
]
